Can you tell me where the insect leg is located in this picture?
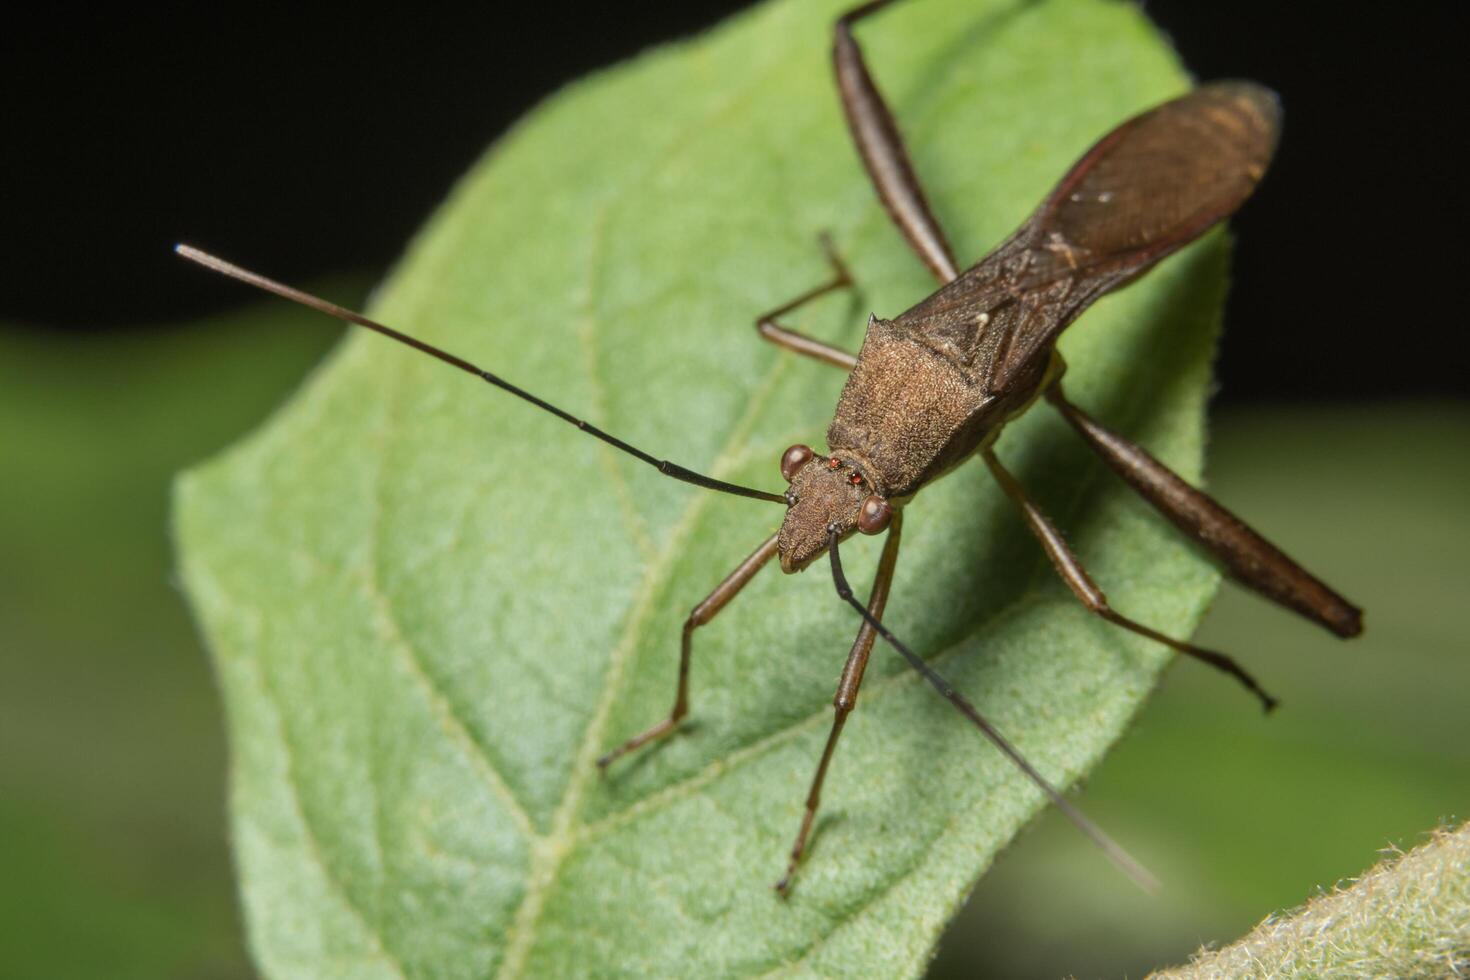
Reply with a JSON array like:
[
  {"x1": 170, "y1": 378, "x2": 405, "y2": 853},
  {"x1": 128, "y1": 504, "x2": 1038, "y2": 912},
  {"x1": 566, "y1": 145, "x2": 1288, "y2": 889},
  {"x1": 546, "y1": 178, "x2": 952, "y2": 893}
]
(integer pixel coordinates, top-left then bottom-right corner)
[
  {"x1": 776, "y1": 512, "x2": 902, "y2": 896},
  {"x1": 1045, "y1": 386, "x2": 1363, "y2": 638},
  {"x1": 834, "y1": 0, "x2": 960, "y2": 284},
  {"x1": 826, "y1": 526, "x2": 1159, "y2": 892},
  {"x1": 983, "y1": 449, "x2": 1279, "y2": 711},
  {"x1": 756, "y1": 233, "x2": 859, "y2": 370},
  {"x1": 597, "y1": 533, "x2": 779, "y2": 769}
]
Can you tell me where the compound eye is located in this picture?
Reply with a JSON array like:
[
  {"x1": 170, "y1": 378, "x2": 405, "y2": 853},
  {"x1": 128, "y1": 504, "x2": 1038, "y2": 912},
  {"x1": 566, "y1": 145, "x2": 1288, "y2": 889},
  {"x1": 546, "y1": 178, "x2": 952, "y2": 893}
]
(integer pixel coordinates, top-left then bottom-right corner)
[
  {"x1": 780, "y1": 444, "x2": 813, "y2": 482},
  {"x1": 857, "y1": 495, "x2": 892, "y2": 535}
]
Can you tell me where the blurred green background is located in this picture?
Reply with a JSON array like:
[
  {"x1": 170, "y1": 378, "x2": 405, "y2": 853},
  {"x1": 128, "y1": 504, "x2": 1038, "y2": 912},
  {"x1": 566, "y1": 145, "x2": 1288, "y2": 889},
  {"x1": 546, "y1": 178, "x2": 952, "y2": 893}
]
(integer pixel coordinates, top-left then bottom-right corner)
[{"x1": 1, "y1": 295, "x2": 1464, "y2": 979}]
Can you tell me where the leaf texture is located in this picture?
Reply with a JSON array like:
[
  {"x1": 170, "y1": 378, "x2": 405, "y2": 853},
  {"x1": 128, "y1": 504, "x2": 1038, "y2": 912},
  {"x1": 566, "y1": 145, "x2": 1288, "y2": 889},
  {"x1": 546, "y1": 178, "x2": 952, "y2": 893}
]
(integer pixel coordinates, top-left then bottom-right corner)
[{"x1": 175, "y1": 0, "x2": 1228, "y2": 975}]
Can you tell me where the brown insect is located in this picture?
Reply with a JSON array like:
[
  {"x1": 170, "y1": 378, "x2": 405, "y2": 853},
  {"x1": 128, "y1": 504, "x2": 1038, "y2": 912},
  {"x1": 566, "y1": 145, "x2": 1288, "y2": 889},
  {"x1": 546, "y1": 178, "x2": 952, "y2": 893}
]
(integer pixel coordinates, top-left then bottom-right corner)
[{"x1": 177, "y1": 0, "x2": 1361, "y2": 895}]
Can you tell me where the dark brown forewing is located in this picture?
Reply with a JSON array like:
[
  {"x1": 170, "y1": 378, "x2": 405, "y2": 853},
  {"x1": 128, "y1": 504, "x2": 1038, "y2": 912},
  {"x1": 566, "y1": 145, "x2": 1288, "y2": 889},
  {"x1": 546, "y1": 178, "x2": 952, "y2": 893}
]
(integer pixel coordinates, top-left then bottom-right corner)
[
  {"x1": 1040, "y1": 81, "x2": 1281, "y2": 264},
  {"x1": 895, "y1": 81, "x2": 1280, "y2": 398}
]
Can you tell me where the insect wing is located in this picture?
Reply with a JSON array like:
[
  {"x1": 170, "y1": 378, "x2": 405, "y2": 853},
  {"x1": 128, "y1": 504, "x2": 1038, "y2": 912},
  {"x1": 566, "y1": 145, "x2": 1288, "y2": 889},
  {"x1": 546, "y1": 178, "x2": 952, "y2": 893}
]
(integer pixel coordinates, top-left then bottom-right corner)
[
  {"x1": 1038, "y1": 80, "x2": 1281, "y2": 270},
  {"x1": 894, "y1": 82, "x2": 1280, "y2": 394}
]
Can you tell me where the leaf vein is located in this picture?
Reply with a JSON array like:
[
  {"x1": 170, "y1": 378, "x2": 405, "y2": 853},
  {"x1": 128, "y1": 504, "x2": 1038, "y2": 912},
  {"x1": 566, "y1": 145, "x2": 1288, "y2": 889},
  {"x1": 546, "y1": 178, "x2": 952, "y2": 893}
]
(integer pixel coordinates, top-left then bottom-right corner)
[
  {"x1": 366, "y1": 341, "x2": 543, "y2": 844},
  {"x1": 360, "y1": 568, "x2": 544, "y2": 843},
  {"x1": 576, "y1": 200, "x2": 659, "y2": 565},
  {"x1": 212, "y1": 578, "x2": 414, "y2": 980},
  {"x1": 494, "y1": 30, "x2": 810, "y2": 973},
  {"x1": 576, "y1": 591, "x2": 1050, "y2": 844}
]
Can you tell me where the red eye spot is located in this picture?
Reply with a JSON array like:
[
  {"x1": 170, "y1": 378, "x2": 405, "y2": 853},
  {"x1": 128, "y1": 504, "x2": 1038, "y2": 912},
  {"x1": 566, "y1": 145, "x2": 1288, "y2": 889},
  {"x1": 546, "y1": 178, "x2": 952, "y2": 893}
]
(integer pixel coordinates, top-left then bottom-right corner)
[
  {"x1": 828, "y1": 458, "x2": 840, "y2": 470},
  {"x1": 849, "y1": 474, "x2": 863, "y2": 486}
]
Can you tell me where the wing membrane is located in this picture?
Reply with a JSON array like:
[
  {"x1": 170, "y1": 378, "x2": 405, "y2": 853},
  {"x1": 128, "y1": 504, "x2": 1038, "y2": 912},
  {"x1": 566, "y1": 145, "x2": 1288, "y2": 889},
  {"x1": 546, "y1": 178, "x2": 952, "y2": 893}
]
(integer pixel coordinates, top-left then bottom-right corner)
[
  {"x1": 896, "y1": 82, "x2": 1281, "y2": 395},
  {"x1": 1043, "y1": 81, "x2": 1280, "y2": 261}
]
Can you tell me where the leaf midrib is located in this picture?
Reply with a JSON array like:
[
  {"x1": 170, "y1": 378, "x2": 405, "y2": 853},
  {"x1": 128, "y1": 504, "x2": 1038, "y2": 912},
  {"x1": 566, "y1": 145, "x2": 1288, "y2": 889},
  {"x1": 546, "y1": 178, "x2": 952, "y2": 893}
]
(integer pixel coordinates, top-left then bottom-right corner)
[{"x1": 490, "y1": 13, "x2": 815, "y2": 973}]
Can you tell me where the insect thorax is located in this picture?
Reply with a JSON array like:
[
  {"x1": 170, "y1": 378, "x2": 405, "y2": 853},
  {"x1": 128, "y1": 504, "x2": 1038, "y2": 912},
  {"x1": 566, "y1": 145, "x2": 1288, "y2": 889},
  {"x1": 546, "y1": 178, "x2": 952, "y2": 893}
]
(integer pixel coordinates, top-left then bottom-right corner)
[{"x1": 827, "y1": 317, "x2": 1026, "y2": 498}]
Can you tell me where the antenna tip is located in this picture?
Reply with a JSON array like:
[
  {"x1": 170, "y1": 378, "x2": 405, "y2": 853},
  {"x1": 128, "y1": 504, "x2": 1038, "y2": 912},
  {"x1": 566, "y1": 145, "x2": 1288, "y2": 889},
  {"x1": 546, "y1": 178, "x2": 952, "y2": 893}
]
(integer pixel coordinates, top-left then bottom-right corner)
[
  {"x1": 174, "y1": 244, "x2": 228, "y2": 274},
  {"x1": 1110, "y1": 842, "x2": 1162, "y2": 895},
  {"x1": 1137, "y1": 868, "x2": 1163, "y2": 896}
]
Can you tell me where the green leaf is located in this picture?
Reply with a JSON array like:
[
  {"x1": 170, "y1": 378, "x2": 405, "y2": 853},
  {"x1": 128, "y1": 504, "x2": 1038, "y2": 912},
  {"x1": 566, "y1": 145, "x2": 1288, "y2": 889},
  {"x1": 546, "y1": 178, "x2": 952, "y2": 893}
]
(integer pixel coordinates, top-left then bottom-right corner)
[
  {"x1": 1154, "y1": 822, "x2": 1470, "y2": 978},
  {"x1": 174, "y1": 0, "x2": 1227, "y2": 975}
]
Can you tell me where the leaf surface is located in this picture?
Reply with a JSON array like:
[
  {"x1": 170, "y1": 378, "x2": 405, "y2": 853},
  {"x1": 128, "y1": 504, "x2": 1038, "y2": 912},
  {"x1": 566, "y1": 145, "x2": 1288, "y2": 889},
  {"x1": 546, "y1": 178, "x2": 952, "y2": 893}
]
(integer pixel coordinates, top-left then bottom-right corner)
[
  {"x1": 175, "y1": 0, "x2": 1229, "y2": 975},
  {"x1": 1155, "y1": 823, "x2": 1470, "y2": 979}
]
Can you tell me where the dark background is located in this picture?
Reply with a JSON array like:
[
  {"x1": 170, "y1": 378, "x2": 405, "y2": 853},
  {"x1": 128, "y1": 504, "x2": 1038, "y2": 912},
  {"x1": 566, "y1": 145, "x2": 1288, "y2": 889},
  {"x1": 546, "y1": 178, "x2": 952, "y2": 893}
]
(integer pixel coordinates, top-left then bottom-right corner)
[{"x1": 3, "y1": 2, "x2": 1462, "y2": 402}]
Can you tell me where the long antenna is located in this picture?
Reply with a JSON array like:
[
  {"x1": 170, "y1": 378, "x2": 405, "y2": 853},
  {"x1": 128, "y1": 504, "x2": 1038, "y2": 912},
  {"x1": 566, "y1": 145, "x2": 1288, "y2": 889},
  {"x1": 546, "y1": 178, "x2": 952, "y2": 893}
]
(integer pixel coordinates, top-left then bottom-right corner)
[
  {"x1": 826, "y1": 529, "x2": 1160, "y2": 893},
  {"x1": 175, "y1": 245, "x2": 787, "y2": 505}
]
